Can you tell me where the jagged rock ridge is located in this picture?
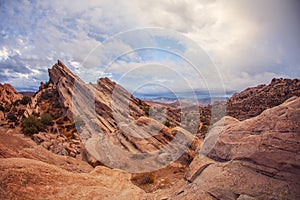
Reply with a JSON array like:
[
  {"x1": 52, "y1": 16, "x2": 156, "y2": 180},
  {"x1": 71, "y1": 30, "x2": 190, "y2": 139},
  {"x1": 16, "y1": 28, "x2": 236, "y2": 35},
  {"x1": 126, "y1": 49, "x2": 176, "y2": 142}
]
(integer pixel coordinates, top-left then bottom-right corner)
[
  {"x1": 0, "y1": 83, "x2": 22, "y2": 106},
  {"x1": 25, "y1": 60, "x2": 199, "y2": 171},
  {"x1": 227, "y1": 78, "x2": 300, "y2": 120}
]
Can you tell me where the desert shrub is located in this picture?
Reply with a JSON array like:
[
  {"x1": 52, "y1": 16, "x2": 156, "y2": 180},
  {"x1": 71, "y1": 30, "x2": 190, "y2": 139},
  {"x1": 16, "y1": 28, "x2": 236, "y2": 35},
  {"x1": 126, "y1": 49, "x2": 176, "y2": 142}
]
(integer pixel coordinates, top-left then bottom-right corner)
[
  {"x1": 144, "y1": 106, "x2": 150, "y2": 115},
  {"x1": 22, "y1": 115, "x2": 42, "y2": 135},
  {"x1": 73, "y1": 116, "x2": 85, "y2": 128},
  {"x1": 40, "y1": 90, "x2": 54, "y2": 99},
  {"x1": 7, "y1": 113, "x2": 17, "y2": 122},
  {"x1": 0, "y1": 104, "x2": 4, "y2": 111},
  {"x1": 20, "y1": 96, "x2": 31, "y2": 105},
  {"x1": 140, "y1": 174, "x2": 155, "y2": 185},
  {"x1": 18, "y1": 109, "x2": 25, "y2": 116},
  {"x1": 138, "y1": 99, "x2": 142, "y2": 105},
  {"x1": 200, "y1": 116, "x2": 210, "y2": 125},
  {"x1": 40, "y1": 113, "x2": 53, "y2": 126},
  {"x1": 44, "y1": 81, "x2": 50, "y2": 88},
  {"x1": 200, "y1": 125, "x2": 208, "y2": 133},
  {"x1": 163, "y1": 120, "x2": 170, "y2": 127}
]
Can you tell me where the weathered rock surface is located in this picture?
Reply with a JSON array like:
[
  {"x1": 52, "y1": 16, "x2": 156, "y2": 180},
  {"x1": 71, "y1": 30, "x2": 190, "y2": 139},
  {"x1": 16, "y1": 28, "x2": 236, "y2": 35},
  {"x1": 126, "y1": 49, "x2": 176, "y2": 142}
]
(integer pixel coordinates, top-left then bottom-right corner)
[
  {"x1": 227, "y1": 78, "x2": 300, "y2": 120},
  {"x1": 178, "y1": 97, "x2": 300, "y2": 199},
  {"x1": 0, "y1": 83, "x2": 22, "y2": 106},
  {"x1": 0, "y1": 127, "x2": 149, "y2": 199},
  {"x1": 174, "y1": 159, "x2": 299, "y2": 200},
  {"x1": 0, "y1": 127, "x2": 92, "y2": 173},
  {"x1": 0, "y1": 83, "x2": 25, "y2": 127},
  {"x1": 208, "y1": 96, "x2": 300, "y2": 182},
  {"x1": 0, "y1": 158, "x2": 148, "y2": 200},
  {"x1": 25, "y1": 60, "x2": 197, "y2": 170}
]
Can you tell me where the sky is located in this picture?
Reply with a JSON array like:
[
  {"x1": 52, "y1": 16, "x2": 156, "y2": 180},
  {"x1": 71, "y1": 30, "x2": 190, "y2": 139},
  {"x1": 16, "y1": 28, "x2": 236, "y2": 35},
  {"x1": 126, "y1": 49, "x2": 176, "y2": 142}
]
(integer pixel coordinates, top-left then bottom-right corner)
[{"x1": 0, "y1": 0, "x2": 299, "y2": 95}]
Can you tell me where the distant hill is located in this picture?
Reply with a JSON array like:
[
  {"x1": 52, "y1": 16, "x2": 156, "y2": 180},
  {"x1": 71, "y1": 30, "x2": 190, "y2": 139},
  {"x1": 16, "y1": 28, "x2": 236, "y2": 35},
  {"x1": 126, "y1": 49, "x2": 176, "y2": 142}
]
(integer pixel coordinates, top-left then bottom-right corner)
[{"x1": 19, "y1": 91, "x2": 35, "y2": 97}]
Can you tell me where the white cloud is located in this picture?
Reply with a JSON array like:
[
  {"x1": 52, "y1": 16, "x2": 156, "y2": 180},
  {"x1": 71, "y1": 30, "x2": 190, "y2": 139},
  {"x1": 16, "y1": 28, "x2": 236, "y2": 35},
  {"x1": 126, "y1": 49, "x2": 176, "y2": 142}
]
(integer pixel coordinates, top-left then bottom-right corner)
[
  {"x1": 0, "y1": 47, "x2": 9, "y2": 61},
  {"x1": 0, "y1": 0, "x2": 299, "y2": 93}
]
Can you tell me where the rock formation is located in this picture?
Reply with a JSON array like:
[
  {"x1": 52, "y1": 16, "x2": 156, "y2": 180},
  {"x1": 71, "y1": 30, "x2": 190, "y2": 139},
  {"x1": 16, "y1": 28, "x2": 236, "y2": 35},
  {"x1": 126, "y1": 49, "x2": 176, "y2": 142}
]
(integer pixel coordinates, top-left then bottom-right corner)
[
  {"x1": 0, "y1": 83, "x2": 24, "y2": 127},
  {"x1": 227, "y1": 78, "x2": 300, "y2": 120},
  {"x1": 23, "y1": 60, "x2": 198, "y2": 171},
  {"x1": 1, "y1": 60, "x2": 299, "y2": 199},
  {"x1": 0, "y1": 126, "x2": 147, "y2": 200},
  {"x1": 0, "y1": 83, "x2": 22, "y2": 106},
  {"x1": 180, "y1": 96, "x2": 300, "y2": 199}
]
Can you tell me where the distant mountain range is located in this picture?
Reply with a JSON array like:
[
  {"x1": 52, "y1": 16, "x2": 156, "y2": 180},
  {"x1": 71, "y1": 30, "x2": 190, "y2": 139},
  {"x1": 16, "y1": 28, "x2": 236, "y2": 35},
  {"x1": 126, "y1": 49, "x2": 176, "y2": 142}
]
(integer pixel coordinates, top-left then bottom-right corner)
[{"x1": 134, "y1": 90, "x2": 234, "y2": 106}]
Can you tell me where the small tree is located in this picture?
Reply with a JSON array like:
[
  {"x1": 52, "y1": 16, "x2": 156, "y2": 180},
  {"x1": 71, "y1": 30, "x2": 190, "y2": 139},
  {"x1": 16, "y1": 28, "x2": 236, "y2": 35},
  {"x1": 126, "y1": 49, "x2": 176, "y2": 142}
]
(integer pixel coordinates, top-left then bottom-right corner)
[
  {"x1": 200, "y1": 125, "x2": 208, "y2": 133},
  {"x1": 40, "y1": 113, "x2": 53, "y2": 126},
  {"x1": 7, "y1": 113, "x2": 17, "y2": 122},
  {"x1": 163, "y1": 120, "x2": 171, "y2": 127},
  {"x1": 138, "y1": 99, "x2": 142, "y2": 105},
  {"x1": 22, "y1": 115, "x2": 42, "y2": 135},
  {"x1": 144, "y1": 106, "x2": 150, "y2": 116},
  {"x1": 0, "y1": 104, "x2": 4, "y2": 111},
  {"x1": 44, "y1": 81, "x2": 50, "y2": 88},
  {"x1": 20, "y1": 96, "x2": 31, "y2": 105}
]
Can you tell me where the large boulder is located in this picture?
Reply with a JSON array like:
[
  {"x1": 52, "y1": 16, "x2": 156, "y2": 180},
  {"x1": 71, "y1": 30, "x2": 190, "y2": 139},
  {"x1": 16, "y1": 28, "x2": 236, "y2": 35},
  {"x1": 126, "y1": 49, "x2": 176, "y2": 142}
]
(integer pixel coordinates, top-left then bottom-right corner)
[{"x1": 176, "y1": 97, "x2": 300, "y2": 199}]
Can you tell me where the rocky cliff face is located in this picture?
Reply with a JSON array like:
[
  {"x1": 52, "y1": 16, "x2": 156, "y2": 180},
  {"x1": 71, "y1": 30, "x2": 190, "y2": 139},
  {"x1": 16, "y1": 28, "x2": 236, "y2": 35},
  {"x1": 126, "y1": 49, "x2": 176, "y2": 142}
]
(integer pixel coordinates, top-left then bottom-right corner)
[
  {"x1": 24, "y1": 60, "x2": 198, "y2": 172},
  {"x1": 227, "y1": 78, "x2": 300, "y2": 120},
  {"x1": 0, "y1": 83, "x2": 24, "y2": 126},
  {"x1": 207, "y1": 96, "x2": 300, "y2": 181},
  {"x1": 180, "y1": 96, "x2": 300, "y2": 199},
  {"x1": 0, "y1": 83, "x2": 22, "y2": 106}
]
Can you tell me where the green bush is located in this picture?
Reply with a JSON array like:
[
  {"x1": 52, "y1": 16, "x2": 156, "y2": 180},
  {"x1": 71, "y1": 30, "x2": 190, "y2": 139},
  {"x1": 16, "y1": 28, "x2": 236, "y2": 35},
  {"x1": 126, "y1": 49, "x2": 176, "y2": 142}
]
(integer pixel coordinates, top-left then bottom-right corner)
[
  {"x1": 144, "y1": 106, "x2": 153, "y2": 116},
  {"x1": 200, "y1": 116, "x2": 209, "y2": 125},
  {"x1": 40, "y1": 113, "x2": 53, "y2": 126},
  {"x1": 163, "y1": 120, "x2": 171, "y2": 127},
  {"x1": 40, "y1": 90, "x2": 54, "y2": 99},
  {"x1": 0, "y1": 104, "x2": 4, "y2": 111},
  {"x1": 144, "y1": 106, "x2": 150, "y2": 115},
  {"x1": 73, "y1": 116, "x2": 85, "y2": 128},
  {"x1": 20, "y1": 96, "x2": 31, "y2": 105},
  {"x1": 44, "y1": 81, "x2": 50, "y2": 88},
  {"x1": 200, "y1": 125, "x2": 208, "y2": 133},
  {"x1": 138, "y1": 99, "x2": 142, "y2": 105},
  {"x1": 7, "y1": 113, "x2": 17, "y2": 122},
  {"x1": 22, "y1": 115, "x2": 42, "y2": 135}
]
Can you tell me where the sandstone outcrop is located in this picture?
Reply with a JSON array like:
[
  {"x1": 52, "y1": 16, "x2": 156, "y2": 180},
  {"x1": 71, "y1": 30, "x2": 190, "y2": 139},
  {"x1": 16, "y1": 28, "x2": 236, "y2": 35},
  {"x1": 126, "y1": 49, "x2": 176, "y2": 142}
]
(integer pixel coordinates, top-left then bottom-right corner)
[
  {"x1": 227, "y1": 78, "x2": 300, "y2": 120},
  {"x1": 179, "y1": 97, "x2": 300, "y2": 199},
  {"x1": 0, "y1": 83, "x2": 22, "y2": 106},
  {"x1": 0, "y1": 127, "x2": 147, "y2": 199},
  {"x1": 0, "y1": 83, "x2": 24, "y2": 127},
  {"x1": 0, "y1": 158, "x2": 147, "y2": 200},
  {"x1": 23, "y1": 61, "x2": 197, "y2": 171}
]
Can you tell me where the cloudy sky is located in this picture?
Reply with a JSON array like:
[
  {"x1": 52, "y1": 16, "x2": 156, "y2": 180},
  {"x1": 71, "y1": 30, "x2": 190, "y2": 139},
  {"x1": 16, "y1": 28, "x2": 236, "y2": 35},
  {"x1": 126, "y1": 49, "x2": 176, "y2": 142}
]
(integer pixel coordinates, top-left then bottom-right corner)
[{"x1": 0, "y1": 0, "x2": 299, "y2": 95}]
